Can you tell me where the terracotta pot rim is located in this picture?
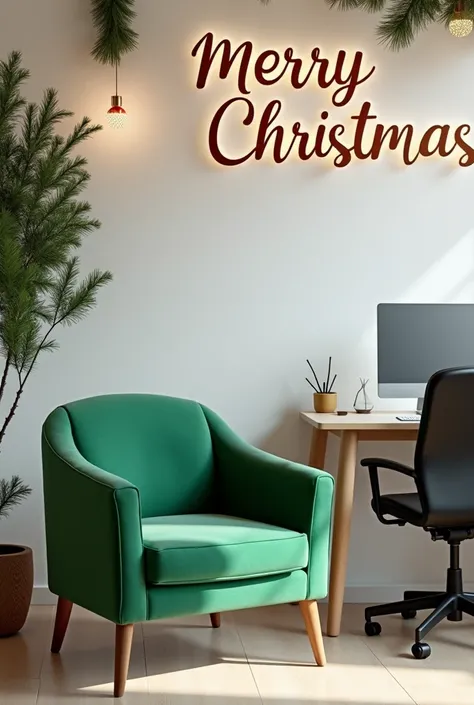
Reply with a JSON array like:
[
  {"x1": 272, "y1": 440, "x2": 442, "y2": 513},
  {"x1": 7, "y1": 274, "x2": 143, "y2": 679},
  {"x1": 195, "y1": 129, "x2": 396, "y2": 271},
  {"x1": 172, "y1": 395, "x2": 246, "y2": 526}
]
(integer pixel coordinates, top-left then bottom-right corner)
[{"x1": 0, "y1": 545, "x2": 32, "y2": 557}]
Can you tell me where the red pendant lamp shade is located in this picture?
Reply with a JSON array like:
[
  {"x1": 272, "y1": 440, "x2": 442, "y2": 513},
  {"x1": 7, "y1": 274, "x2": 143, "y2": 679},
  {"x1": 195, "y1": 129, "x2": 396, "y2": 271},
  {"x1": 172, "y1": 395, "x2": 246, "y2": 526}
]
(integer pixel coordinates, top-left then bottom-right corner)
[{"x1": 107, "y1": 64, "x2": 127, "y2": 129}]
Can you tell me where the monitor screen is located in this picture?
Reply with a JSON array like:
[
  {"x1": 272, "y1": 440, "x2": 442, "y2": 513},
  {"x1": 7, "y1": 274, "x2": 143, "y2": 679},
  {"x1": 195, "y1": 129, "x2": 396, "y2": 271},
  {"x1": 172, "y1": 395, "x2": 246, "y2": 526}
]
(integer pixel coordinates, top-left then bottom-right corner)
[{"x1": 377, "y1": 304, "x2": 474, "y2": 398}]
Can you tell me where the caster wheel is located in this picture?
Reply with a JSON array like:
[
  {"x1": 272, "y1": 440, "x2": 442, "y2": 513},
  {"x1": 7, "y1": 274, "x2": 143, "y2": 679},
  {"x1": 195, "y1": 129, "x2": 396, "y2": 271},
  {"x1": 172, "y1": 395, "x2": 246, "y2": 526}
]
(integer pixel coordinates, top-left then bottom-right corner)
[
  {"x1": 365, "y1": 621, "x2": 382, "y2": 637},
  {"x1": 411, "y1": 642, "x2": 431, "y2": 659},
  {"x1": 401, "y1": 609, "x2": 417, "y2": 620}
]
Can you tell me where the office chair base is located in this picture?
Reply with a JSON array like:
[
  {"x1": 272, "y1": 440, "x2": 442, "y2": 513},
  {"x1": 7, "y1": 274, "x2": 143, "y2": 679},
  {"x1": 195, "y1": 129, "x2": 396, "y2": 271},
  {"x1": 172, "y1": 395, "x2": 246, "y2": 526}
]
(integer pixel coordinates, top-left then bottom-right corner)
[
  {"x1": 365, "y1": 591, "x2": 474, "y2": 658},
  {"x1": 364, "y1": 542, "x2": 474, "y2": 658},
  {"x1": 411, "y1": 642, "x2": 431, "y2": 659}
]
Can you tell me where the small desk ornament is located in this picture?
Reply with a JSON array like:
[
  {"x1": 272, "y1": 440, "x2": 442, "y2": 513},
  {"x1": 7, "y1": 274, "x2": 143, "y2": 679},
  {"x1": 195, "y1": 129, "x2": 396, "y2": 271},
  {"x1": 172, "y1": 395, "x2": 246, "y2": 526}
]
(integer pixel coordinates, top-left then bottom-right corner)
[{"x1": 354, "y1": 378, "x2": 374, "y2": 414}]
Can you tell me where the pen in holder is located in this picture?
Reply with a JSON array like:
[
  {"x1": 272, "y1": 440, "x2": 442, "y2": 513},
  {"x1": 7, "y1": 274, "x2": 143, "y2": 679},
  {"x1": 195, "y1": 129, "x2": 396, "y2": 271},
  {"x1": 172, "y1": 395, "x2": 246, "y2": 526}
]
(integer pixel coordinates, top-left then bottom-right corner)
[{"x1": 305, "y1": 356, "x2": 338, "y2": 413}]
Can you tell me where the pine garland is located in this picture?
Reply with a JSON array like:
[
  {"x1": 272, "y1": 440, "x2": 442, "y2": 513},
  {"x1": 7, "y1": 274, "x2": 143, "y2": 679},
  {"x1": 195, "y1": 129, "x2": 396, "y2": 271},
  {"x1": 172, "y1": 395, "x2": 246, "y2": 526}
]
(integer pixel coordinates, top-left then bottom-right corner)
[
  {"x1": 258, "y1": 0, "x2": 474, "y2": 50},
  {"x1": 91, "y1": 0, "x2": 138, "y2": 65}
]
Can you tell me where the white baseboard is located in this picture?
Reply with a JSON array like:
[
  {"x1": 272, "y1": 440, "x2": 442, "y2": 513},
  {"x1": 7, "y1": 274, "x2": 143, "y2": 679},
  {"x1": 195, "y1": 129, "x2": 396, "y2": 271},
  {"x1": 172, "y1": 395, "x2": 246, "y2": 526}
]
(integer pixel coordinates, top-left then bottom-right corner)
[
  {"x1": 34, "y1": 584, "x2": 474, "y2": 606},
  {"x1": 32, "y1": 586, "x2": 56, "y2": 605}
]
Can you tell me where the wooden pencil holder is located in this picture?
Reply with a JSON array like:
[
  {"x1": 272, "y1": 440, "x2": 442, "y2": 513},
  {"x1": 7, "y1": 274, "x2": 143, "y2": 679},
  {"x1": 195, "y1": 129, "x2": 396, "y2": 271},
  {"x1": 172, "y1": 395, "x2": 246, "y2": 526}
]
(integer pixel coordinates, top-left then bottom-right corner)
[{"x1": 313, "y1": 392, "x2": 337, "y2": 414}]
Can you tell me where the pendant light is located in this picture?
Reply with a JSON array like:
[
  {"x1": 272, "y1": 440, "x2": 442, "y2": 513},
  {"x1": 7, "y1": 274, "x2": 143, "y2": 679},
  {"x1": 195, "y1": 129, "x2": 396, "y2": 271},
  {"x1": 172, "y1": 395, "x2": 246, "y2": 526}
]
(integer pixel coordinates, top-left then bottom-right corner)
[
  {"x1": 107, "y1": 62, "x2": 127, "y2": 129},
  {"x1": 448, "y1": 1, "x2": 473, "y2": 37}
]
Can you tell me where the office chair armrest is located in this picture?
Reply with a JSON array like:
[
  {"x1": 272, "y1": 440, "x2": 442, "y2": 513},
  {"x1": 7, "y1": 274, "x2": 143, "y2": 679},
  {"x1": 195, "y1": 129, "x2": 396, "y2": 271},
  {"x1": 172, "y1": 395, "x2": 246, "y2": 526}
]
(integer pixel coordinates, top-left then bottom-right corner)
[
  {"x1": 361, "y1": 458, "x2": 415, "y2": 526},
  {"x1": 360, "y1": 458, "x2": 415, "y2": 478}
]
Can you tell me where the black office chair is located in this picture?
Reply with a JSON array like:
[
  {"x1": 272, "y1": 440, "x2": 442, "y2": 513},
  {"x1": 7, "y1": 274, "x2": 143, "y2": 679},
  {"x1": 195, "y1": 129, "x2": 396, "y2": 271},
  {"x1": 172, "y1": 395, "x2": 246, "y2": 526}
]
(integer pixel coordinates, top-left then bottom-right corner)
[{"x1": 362, "y1": 367, "x2": 474, "y2": 659}]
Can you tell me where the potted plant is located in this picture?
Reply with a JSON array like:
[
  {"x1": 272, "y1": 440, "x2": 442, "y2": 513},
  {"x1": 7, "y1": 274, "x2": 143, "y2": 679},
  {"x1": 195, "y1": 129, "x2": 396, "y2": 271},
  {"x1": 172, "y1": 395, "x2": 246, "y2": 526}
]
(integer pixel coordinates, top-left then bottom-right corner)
[
  {"x1": 0, "y1": 51, "x2": 112, "y2": 636},
  {"x1": 306, "y1": 357, "x2": 338, "y2": 413},
  {"x1": 0, "y1": 477, "x2": 32, "y2": 636}
]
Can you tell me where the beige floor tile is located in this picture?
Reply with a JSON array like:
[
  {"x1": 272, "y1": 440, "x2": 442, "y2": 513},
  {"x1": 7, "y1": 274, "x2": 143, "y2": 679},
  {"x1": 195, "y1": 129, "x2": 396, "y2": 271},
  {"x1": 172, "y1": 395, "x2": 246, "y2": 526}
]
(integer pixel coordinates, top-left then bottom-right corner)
[
  {"x1": 360, "y1": 610, "x2": 474, "y2": 705},
  {"x1": 39, "y1": 606, "x2": 148, "y2": 703},
  {"x1": 0, "y1": 680, "x2": 40, "y2": 705},
  {"x1": 144, "y1": 612, "x2": 262, "y2": 704},
  {"x1": 0, "y1": 606, "x2": 53, "y2": 680},
  {"x1": 6, "y1": 604, "x2": 474, "y2": 704},
  {"x1": 234, "y1": 604, "x2": 415, "y2": 705}
]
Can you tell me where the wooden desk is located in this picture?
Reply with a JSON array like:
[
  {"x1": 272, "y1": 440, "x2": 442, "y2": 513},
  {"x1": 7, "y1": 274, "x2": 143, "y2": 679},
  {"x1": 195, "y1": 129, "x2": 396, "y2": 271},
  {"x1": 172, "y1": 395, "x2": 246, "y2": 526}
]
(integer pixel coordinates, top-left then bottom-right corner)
[{"x1": 300, "y1": 411, "x2": 419, "y2": 637}]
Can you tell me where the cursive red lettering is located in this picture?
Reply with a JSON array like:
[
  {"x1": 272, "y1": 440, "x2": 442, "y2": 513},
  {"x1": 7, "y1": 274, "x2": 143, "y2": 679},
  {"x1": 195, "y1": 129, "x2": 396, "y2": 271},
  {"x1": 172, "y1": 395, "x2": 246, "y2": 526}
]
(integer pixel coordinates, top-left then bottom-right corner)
[
  {"x1": 314, "y1": 115, "x2": 333, "y2": 159},
  {"x1": 208, "y1": 97, "x2": 256, "y2": 166},
  {"x1": 371, "y1": 123, "x2": 419, "y2": 165},
  {"x1": 292, "y1": 122, "x2": 313, "y2": 160},
  {"x1": 254, "y1": 50, "x2": 285, "y2": 86},
  {"x1": 332, "y1": 51, "x2": 375, "y2": 107},
  {"x1": 254, "y1": 100, "x2": 299, "y2": 163},
  {"x1": 285, "y1": 48, "x2": 320, "y2": 89},
  {"x1": 330, "y1": 125, "x2": 352, "y2": 168},
  {"x1": 351, "y1": 102, "x2": 377, "y2": 159},
  {"x1": 454, "y1": 125, "x2": 474, "y2": 166},
  {"x1": 418, "y1": 125, "x2": 456, "y2": 158},
  {"x1": 192, "y1": 32, "x2": 252, "y2": 95}
]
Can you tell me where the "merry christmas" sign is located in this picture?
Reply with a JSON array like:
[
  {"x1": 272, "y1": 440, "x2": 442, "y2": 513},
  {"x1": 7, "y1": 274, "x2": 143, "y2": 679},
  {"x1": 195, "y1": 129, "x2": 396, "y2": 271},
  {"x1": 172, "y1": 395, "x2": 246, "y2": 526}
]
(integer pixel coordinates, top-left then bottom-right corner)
[{"x1": 191, "y1": 32, "x2": 474, "y2": 168}]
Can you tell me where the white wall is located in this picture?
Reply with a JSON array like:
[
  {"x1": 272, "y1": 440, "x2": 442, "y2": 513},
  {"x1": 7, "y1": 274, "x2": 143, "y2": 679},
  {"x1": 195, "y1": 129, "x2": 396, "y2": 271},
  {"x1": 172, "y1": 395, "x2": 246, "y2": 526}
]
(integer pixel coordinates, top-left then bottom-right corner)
[{"x1": 2, "y1": 0, "x2": 474, "y2": 600}]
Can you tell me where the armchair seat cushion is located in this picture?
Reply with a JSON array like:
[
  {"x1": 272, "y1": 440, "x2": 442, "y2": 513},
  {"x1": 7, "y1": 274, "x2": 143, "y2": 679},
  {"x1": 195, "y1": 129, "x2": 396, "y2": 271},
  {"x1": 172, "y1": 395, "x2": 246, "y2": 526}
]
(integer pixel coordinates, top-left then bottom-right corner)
[{"x1": 142, "y1": 514, "x2": 309, "y2": 586}]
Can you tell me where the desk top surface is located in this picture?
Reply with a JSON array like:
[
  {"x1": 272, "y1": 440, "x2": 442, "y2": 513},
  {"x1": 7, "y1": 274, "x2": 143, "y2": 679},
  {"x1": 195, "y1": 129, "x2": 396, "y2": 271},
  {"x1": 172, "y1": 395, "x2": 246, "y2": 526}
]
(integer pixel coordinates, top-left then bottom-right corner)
[{"x1": 300, "y1": 411, "x2": 420, "y2": 431}]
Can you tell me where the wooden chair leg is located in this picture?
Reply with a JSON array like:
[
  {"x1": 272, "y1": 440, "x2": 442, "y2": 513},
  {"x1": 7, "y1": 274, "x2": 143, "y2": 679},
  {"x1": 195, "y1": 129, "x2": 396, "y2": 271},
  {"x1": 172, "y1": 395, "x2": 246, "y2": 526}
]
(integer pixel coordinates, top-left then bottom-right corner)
[
  {"x1": 210, "y1": 613, "x2": 221, "y2": 628},
  {"x1": 51, "y1": 597, "x2": 73, "y2": 653},
  {"x1": 300, "y1": 600, "x2": 326, "y2": 666},
  {"x1": 114, "y1": 624, "x2": 134, "y2": 698}
]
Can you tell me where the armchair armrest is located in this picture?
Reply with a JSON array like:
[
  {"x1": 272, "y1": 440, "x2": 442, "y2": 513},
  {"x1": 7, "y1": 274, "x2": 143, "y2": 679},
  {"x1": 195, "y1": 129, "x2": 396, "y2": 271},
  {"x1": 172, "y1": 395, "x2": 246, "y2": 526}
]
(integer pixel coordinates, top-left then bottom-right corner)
[
  {"x1": 361, "y1": 456, "x2": 416, "y2": 526},
  {"x1": 202, "y1": 407, "x2": 334, "y2": 599},
  {"x1": 42, "y1": 407, "x2": 147, "y2": 624}
]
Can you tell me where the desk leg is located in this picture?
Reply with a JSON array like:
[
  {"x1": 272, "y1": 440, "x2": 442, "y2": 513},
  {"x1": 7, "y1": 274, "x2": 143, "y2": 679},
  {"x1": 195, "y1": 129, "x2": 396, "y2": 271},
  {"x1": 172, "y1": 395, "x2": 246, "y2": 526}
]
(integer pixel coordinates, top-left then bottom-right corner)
[
  {"x1": 327, "y1": 430, "x2": 358, "y2": 637},
  {"x1": 309, "y1": 428, "x2": 328, "y2": 469}
]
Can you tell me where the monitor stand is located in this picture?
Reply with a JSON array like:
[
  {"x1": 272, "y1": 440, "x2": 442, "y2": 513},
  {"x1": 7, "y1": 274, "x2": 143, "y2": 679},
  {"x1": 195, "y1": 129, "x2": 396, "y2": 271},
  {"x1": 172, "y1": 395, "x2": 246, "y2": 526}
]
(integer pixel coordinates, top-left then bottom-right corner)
[{"x1": 416, "y1": 398, "x2": 424, "y2": 415}]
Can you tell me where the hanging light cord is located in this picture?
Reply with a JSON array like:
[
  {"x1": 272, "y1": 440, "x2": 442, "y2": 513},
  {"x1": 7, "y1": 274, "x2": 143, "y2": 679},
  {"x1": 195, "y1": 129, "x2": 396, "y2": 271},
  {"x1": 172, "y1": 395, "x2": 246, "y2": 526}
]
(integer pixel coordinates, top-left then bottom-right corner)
[{"x1": 115, "y1": 61, "x2": 118, "y2": 96}]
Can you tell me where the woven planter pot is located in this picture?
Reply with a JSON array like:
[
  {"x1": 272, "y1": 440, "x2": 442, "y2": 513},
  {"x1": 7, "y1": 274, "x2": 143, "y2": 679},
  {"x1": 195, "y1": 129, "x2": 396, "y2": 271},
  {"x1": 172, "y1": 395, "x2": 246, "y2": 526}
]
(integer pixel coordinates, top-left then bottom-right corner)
[{"x1": 0, "y1": 545, "x2": 33, "y2": 637}]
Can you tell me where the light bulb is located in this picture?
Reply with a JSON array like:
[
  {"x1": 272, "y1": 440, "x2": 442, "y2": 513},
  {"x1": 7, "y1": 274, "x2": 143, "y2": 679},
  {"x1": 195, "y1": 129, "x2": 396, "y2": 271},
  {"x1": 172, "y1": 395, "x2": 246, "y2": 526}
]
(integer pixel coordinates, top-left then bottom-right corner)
[
  {"x1": 107, "y1": 96, "x2": 127, "y2": 129},
  {"x1": 449, "y1": 10, "x2": 473, "y2": 37}
]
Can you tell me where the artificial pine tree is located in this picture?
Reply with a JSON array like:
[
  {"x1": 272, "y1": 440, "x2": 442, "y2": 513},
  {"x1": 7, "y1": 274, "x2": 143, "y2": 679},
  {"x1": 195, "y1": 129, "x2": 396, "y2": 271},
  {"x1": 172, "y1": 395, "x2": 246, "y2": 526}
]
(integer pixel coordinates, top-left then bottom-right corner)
[{"x1": 0, "y1": 51, "x2": 112, "y2": 510}]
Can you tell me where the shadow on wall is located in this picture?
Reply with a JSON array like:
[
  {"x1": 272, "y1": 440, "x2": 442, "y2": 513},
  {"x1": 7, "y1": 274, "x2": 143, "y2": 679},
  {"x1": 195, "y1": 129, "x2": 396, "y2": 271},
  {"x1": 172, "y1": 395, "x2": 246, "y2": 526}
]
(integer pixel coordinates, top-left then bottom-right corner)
[
  {"x1": 258, "y1": 407, "x2": 309, "y2": 464},
  {"x1": 355, "y1": 228, "x2": 474, "y2": 364}
]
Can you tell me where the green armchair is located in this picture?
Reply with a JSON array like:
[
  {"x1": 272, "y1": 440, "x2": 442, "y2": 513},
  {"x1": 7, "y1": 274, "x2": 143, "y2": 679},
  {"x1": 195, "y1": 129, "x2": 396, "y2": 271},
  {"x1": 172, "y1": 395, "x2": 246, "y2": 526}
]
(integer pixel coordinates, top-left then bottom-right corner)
[{"x1": 42, "y1": 394, "x2": 334, "y2": 697}]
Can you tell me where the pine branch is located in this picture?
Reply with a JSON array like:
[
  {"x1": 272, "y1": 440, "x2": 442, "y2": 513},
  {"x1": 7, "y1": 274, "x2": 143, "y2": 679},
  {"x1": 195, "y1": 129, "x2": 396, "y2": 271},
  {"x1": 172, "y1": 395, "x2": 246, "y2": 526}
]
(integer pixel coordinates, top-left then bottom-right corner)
[
  {"x1": 0, "y1": 386, "x2": 23, "y2": 446},
  {"x1": 0, "y1": 354, "x2": 10, "y2": 403},
  {"x1": 359, "y1": 0, "x2": 388, "y2": 11},
  {"x1": 9, "y1": 266, "x2": 112, "y2": 393},
  {"x1": 0, "y1": 51, "x2": 111, "y2": 449},
  {"x1": 0, "y1": 51, "x2": 29, "y2": 136},
  {"x1": 57, "y1": 269, "x2": 113, "y2": 326},
  {"x1": 325, "y1": 0, "x2": 368, "y2": 10},
  {"x1": 377, "y1": 0, "x2": 444, "y2": 49},
  {"x1": 0, "y1": 475, "x2": 31, "y2": 519},
  {"x1": 50, "y1": 257, "x2": 80, "y2": 321},
  {"x1": 91, "y1": 0, "x2": 139, "y2": 66},
  {"x1": 260, "y1": 0, "x2": 468, "y2": 48}
]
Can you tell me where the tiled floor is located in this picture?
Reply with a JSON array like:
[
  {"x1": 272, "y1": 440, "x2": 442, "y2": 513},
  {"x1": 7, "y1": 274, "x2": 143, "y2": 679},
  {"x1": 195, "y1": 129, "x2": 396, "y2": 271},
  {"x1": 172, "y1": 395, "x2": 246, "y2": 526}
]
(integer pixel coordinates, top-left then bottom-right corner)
[{"x1": 2, "y1": 602, "x2": 474, "y2": 703}]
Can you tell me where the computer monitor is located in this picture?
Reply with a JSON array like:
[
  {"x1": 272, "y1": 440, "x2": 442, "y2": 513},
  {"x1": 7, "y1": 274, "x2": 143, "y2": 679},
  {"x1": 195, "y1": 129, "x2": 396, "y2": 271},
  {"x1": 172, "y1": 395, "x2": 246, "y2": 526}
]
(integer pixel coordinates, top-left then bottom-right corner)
[{"x1": 377, "y1": 303, "x2": 474, "y2": 412}]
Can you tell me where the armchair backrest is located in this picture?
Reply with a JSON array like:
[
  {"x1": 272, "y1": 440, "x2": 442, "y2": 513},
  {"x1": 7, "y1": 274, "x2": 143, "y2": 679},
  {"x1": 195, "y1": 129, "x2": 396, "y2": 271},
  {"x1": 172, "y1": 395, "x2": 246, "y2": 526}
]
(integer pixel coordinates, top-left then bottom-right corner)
[
  {"x1": 57, "y1": 394, "x2": 215, "y2": 517},
  {"x1": 415, "y1": 367, "x2": 474, "y2": 526}
]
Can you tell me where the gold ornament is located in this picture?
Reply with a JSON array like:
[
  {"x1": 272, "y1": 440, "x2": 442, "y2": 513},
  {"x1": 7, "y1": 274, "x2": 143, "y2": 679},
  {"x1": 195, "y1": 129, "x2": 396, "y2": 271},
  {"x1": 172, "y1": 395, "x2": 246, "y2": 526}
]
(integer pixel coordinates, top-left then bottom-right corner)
[{"x1": 449, "y1": 3, "x2": 473, "y2": 38}]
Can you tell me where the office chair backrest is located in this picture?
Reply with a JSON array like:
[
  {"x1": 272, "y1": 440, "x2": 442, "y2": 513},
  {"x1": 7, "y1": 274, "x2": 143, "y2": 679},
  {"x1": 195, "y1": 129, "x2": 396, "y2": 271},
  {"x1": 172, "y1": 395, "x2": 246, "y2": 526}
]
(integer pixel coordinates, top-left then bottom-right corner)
[
  {"x1": 57, "y1": 394, "x2": 215, "y2": 518},
  {"x1": 415, "y1": 367, "x2": 474, "y2": 527}
]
